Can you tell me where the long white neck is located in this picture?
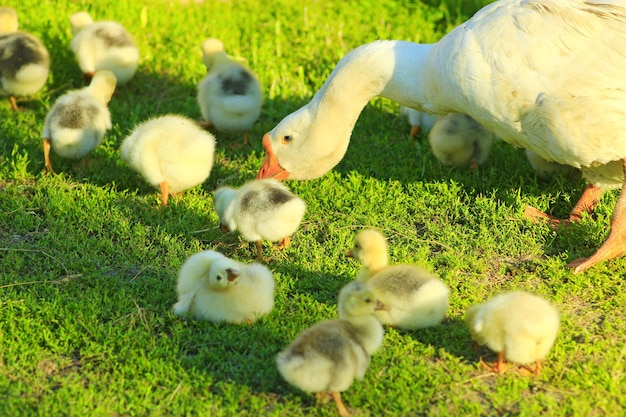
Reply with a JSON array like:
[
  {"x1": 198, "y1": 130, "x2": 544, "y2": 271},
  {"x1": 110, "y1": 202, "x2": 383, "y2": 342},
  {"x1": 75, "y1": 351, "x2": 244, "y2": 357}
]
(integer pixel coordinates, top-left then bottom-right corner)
[
  {"x1": 270, "y1": 40, "x2": 442, "y2": 180},
  {"x1": 313, "y1": 40, "x2": 436, "y2": 129}
]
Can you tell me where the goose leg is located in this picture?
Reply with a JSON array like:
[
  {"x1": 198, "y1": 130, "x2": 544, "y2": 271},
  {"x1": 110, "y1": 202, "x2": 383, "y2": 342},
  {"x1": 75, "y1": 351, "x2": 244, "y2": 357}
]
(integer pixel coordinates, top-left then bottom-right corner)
[
  {"x1": 518, "y1": 359, "x2": 542, "y2": 376},
  {"x1": 330, "y1": 391, "x2": 351, "y2": 417},
  {"x1": 528, "y1": 359, "x2": 541, "y2": 375},
  {"x1": 159, "y1": 181, "x2": 170, "y2": 206},
  {"x1": 494, "y1": 351, "x2": 507, "y2": 373},
  {"x1": 567, "y1": 159, "x2": 626, "y2": 272},
  {"x1": 275, "y1": 236, "x2": 291, "y2": 250},
  {"x1": 227, "y1": 133, "x2": 248, "y2": 150},
  {"x1": 43, "y1": 138, "x2": 56, "y2": 174},
  {"x1": 73, "y1": 152, "x2": 93, "y2": 172},
  {"x1": 567, "y1": 184, "x2": 603, "y2": 222},
  {"x1": 524, "y1": 183, "x2": 603, "y2": 225},
  {"x1": 9, "y1": 96, "x2": 18, "y2": 111},
  {"x1": 315, "y1": 392, "x2": 331, "y2": 404},
  {"x1": 479, "y1": 351, "x2": 508, "y2": 373},
  {"x1": 255, "y1": 240, "x2": 263, "y2": 261}
]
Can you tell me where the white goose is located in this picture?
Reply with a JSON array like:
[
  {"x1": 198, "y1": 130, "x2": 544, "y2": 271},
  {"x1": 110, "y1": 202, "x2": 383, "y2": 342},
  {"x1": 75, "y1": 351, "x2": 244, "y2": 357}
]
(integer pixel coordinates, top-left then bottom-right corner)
[{"x1": 257, "y1": 0, "x2": 626, "y2": 273}]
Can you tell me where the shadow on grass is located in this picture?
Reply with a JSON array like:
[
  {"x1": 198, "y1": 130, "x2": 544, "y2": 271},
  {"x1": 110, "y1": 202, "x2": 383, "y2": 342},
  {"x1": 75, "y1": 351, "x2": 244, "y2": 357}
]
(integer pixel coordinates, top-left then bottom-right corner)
[
  {"x1": 173, "y1": 316, "x2": 290, "y2": 393},
  {"x1": 334, "y1": 107, "x2": 588, "y2": 214},
  {"x1": 400, "y1": 316, "x2": 477, "y2": 362}
]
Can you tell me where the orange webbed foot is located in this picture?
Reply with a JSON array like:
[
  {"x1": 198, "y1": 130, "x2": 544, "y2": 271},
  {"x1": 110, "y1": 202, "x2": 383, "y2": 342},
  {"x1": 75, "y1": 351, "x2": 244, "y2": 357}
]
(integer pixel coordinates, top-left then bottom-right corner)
[
  {"x1": 274, "y1": 236, "x2": 291, "y2": 250},
  {"x1": 518, "y1": 360, "x2": 542, "y2": 376},
  {"x1": 523, "y1": 205, "x2": 564, "y2": 226},
  {"x1": 479, "y1": 351, "x2": 508, "y2": 373},
  {"x1": 331, "y1": 391, "x2": 351, "y2": 417},
  {"x1": 159, "y1": 181, "x2": 170, "y2": 207},
  {"x1": 9, "y1": 96, "x2": 19, "y2": 111}
]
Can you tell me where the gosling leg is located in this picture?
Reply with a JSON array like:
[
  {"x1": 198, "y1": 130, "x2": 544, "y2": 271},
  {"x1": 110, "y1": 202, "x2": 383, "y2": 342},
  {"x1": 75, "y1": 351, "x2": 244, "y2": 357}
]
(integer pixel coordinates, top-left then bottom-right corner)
[{"x1": 159, "y1": 181, "x2": 170, "y2": 206}]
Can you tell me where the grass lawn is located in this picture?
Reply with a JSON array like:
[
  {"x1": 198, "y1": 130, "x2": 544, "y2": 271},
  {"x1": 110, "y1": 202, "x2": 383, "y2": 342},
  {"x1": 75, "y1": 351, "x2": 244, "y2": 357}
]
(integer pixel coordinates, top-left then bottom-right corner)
[{"x1": 1, "y1": 0, "x2": 625, "y2": 416}]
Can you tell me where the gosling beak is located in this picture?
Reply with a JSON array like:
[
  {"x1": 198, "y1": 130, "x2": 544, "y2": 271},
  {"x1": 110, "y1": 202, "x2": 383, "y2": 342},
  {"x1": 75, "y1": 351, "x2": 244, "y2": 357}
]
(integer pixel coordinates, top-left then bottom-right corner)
[
  {"x1": 257, "y1": 133, "x2": 290, "y2": 180},
  {"x1": 226, "y1": 268, "x2": 240, "y2": 282},
  {"x1": 346, "y1": 249, "x2": 354, "y2": 258},
  {"x1": 375, "y1": 300, "x2": 389, "y2": 311},
  {"x1": 220, "y1": 224, "x2": 229, "y2": 233}
]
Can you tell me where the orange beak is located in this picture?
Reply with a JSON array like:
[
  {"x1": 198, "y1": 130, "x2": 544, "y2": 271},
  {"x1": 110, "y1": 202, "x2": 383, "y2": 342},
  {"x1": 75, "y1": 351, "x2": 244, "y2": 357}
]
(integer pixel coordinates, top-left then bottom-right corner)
[
  {"x1": 375, "y1": 300, "x2": 390, "y2": 311},
  {"x1": 257, "y1": 133, "x2": 289, "y2": 180},
  {"x1": 226, "y1": 268, "x2": 240, "y2": 282}
]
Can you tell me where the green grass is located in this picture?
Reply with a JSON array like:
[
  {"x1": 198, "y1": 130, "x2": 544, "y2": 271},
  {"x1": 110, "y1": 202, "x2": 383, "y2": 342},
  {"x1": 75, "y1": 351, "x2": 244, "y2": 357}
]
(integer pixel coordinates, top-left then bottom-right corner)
[{"x1": 1, "y1": 0, "x2": 625, "y2": 416}]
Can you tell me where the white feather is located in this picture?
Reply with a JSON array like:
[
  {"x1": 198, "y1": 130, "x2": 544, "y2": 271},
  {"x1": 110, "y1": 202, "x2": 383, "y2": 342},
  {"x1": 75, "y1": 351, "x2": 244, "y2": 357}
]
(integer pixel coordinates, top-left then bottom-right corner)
[
  {"x1": 260, "y1": 0, "x2": 626, "y2": 188},
  {"x1": 43, "y1": 70, "x2": 116, "y2": 161},
  {"x1": 197, "y1": 38, "x2": 263, "y2": 134},
  {"x1": 347, "y1": 229, "x2": 450, "y2": 330},
  {"x1": 465, "y1": 291, "x2": 560, "y2": 366},
  {"x1": 213, "y1": 179, "x2": 306, "y2": 244},
  {"x1": 173, "y1": 250, "x2": 274, "y2": 323},
  {"x1": 120, "y1": 115, "x2": 215, "y2": 194},
  {"x1": 70, "y1": 11, "x2": 139, "y2": 84}
]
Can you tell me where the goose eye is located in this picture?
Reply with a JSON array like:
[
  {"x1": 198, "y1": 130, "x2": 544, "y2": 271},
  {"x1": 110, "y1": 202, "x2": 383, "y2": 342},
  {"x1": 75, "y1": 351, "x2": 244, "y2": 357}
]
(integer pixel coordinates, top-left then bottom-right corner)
[{"x1": 282, "y1": 135, "x2": 292, "y2": 144}]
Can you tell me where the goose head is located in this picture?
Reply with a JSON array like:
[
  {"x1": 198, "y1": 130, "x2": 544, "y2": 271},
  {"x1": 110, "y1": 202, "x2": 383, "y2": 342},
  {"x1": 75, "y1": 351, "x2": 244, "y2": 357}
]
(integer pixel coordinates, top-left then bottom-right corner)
[
  {"x1": 213, "y1": 186, "x2": 237, "y2": 232},
  {"x1": 69, "y1": 11, "x2": 94, "y2": 36},
  {"x1": 337, "y1": 281, "x2": 386, "y2": 320},
  {"x1": 201, "y1": 38, "x2": 228, "y2": 71},
  {"x1": 257, "y1": 103, "x2": 352, "y2": 180},
  {"x1": 346, "y1": 229, "x2": 389, "y2": 274},
  {"x1": 208, "y1": 257, "x2": 241, "y2": 290},
  {"x1": 0, "y1": 7, "x2": 18, "y2": 34}
]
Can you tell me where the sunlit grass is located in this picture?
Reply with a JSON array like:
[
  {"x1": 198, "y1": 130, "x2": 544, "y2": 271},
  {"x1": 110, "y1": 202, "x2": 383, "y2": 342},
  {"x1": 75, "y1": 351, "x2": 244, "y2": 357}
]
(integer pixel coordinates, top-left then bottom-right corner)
[{"x1": 1, "y1": 0, "x2": 625, "y2": 416}]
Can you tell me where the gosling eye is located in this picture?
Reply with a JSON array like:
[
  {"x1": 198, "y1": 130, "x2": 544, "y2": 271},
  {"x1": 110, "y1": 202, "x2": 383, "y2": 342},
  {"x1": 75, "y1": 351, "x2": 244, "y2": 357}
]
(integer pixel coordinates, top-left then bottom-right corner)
[
  {"x1": 281, "y1": 135, "x2": 293, "y2": 144},
  {"x1": 216, "y1": 275, "x2": 222, "y2": 281},
  {"x1": 364, "y1": 297, "x2": 372, "y2": 304}
]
